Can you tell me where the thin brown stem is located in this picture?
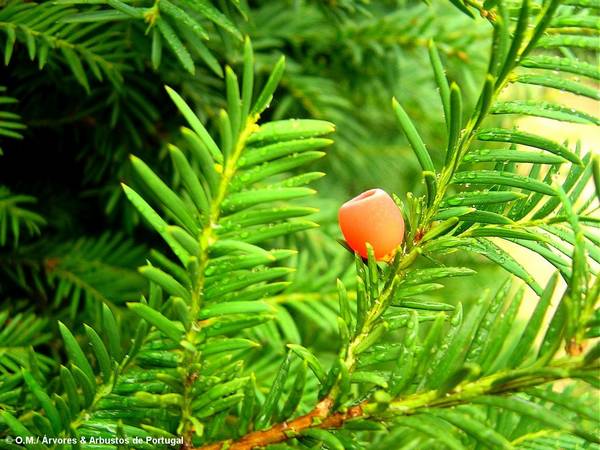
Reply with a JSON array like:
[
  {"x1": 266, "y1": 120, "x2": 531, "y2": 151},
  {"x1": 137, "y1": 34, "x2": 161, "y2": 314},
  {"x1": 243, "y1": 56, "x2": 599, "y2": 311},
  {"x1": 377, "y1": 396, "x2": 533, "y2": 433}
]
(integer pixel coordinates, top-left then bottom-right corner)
[{"x1": 195, "y1": 397, "x2": 363, "y2": 450}]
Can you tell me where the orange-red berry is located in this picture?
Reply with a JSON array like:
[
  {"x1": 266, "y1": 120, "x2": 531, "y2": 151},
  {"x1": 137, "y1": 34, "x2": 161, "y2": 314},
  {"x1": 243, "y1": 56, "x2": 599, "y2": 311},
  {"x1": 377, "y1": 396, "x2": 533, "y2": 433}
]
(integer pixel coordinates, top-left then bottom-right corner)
[{"x1": 338, "y1": 189, "x2": 405, "y2": 261}]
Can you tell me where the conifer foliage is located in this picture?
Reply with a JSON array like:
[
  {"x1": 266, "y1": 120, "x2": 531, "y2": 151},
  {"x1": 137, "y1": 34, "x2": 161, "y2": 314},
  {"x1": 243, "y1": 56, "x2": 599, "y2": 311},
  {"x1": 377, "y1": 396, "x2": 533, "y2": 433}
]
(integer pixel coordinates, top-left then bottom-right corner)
[{"x1": 0, "y1": 0, "x2": 599, "y2": 449}]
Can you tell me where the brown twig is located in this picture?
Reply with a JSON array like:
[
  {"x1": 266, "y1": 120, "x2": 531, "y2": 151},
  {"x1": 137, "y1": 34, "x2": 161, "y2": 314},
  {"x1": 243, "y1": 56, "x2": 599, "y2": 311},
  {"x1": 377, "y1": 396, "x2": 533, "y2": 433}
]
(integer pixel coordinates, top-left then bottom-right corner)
[{"x1": 195, "y1": 397, "x2": 364, "y2": 450}]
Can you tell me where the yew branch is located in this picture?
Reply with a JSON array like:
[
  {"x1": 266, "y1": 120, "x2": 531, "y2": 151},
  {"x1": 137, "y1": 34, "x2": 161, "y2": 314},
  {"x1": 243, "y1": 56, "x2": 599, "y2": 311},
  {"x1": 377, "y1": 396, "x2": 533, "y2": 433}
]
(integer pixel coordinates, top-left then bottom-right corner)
[
  {"x1": 192, "y1": 359, "x2": 596, "y2": 450},
  {"x1": 195, "y1": 397, "x2": 363, "y2": 450}
]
